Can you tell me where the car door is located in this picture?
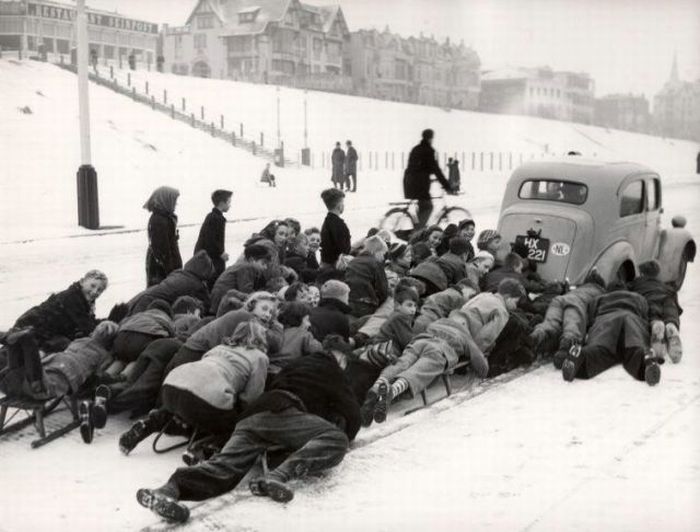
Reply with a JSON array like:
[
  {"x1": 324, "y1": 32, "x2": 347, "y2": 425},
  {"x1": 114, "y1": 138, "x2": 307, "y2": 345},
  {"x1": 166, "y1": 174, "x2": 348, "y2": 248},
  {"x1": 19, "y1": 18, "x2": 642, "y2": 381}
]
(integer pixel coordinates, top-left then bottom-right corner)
[{"x1": 642, "y1": 176, "x2": 662, "y2": 260}]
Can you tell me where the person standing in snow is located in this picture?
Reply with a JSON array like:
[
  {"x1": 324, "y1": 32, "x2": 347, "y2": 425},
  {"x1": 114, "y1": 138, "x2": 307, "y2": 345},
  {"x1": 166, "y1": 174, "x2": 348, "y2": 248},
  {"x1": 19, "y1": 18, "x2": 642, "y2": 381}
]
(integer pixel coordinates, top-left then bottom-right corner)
[
  {"x1": 331, "y1": 141, "x2": 346, "y2": 190},
  {"x1": 447, "y1": 157, "x2": 461, "y2": 193},
  {"x1": 403, "y1": 129, "x2": 453, "y2": 230},
  {"x1": 344, "y1": 140, "x2": 358, "y2": 192},
  {"x1": 144, "y1": 187, "x2": 182, "y2": 287},
  {"x1": 319, "y1": 188, "x2": 351, "y2": 269},
  {"x1": 194, "y1": 189, "x2": 232, "y2": 287}
]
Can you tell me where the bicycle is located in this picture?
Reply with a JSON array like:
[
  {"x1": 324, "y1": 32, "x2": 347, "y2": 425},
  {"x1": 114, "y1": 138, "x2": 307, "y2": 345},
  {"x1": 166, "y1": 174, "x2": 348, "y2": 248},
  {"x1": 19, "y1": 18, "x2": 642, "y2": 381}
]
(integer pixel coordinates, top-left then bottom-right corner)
[{"x1": 379, "y1": 191, "x2": 472, "y2": 240}]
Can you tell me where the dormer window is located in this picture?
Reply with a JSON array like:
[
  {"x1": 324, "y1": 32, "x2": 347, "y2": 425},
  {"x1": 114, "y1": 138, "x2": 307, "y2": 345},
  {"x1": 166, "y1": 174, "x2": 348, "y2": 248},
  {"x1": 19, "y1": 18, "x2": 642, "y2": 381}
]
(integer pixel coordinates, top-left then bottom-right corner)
[{"x1": 238, "y1": 7, "x2": 260, "y2": 23}]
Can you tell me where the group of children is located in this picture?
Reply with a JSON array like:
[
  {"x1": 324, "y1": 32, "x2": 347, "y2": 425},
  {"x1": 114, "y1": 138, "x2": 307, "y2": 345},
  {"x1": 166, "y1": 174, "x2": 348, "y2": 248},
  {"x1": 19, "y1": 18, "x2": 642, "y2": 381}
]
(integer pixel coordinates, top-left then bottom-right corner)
[{"x1": 0, "y1": 185, "x2": 685, "y2": 524}]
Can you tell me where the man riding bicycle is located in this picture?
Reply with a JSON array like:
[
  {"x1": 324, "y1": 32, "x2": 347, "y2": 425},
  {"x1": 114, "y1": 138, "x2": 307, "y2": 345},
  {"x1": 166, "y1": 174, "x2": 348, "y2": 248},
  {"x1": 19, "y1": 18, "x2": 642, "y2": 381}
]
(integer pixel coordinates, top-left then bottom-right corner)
[{"x1": 403, "y1": 129, "x2": 454, "y2": 230}]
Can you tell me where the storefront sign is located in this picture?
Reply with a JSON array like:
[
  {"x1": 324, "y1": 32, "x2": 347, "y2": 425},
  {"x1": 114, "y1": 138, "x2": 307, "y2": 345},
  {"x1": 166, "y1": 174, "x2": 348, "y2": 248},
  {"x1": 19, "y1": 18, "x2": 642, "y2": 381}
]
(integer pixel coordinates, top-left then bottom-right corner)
[{"x1": 26, "y1": 2, "x2": 158, "y2": 34}]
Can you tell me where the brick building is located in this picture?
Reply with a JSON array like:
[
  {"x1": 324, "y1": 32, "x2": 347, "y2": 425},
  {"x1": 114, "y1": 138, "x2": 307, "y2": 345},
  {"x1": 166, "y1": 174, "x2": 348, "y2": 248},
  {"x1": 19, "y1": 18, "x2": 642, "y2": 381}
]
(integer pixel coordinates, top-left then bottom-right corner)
[
  {"x1": 594, "y1": 94, "x2": 650, "y2": 133},
  {"x1": 479, "y1": 66, "x2": 595, "y2": 124},
  {"x1": 348, "y1": 27, "x2": 480, "y2": 110},
  {"x1": 0, "y1": 0, "x2": 158, "y2": 66}
]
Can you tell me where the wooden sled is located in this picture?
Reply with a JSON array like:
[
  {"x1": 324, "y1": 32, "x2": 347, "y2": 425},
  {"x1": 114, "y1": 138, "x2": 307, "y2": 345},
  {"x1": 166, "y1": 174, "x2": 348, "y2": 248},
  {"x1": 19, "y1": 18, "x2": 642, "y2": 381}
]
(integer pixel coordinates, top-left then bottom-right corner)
[{"x1": 0, "y1": 394, "x2": 80, "y2": 449}]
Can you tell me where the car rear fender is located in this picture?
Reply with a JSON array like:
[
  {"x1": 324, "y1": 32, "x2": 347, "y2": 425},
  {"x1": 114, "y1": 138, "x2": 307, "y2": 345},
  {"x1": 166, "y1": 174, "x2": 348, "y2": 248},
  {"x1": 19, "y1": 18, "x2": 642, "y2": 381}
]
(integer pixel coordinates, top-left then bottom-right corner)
[
  {"x1": 657, "y1": 227, "x2": 696, "y2": 283},
  {"x1": 586, "y1": 241, "x2": 637, "y2": 285}
]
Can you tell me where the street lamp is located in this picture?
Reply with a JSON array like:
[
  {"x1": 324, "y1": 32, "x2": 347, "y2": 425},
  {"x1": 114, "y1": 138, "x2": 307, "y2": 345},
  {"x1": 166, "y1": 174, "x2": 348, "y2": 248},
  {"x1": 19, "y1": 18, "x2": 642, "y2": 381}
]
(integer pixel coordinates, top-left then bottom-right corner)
[
  {"x1": 75, "y1": 0, "x2": 99, "y2": 229},
  {"x1": 276, "y1": 85, "x2": 281, "y2": 148},
  {"x1": 303, "y1": 89, "x2": 308, "y2": 149}
]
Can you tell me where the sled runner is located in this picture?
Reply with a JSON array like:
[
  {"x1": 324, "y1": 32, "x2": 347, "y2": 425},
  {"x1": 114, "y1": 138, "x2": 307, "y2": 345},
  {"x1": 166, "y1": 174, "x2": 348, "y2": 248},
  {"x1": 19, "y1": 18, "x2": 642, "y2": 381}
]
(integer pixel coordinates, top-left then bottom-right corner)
[
  {"x1": 403, "y1": 360, "x2": 475, "y2": 415},
  {"x1": 0, "y1": 394, "x2": 81, "y2": 448}
]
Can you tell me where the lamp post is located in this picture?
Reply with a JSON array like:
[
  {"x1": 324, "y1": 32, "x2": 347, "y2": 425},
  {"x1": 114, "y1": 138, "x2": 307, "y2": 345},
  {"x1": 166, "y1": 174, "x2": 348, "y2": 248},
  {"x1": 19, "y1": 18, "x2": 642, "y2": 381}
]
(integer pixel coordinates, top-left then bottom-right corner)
[
  {"x1": 276, "y1": 85, "x2": 281, "y2": 148},
  {"x1": 75, "y1": 0, "x2": 99, "y2": 229},
  {"x1": 303, "y1": 89, "x2": 308, "y2": 149}
]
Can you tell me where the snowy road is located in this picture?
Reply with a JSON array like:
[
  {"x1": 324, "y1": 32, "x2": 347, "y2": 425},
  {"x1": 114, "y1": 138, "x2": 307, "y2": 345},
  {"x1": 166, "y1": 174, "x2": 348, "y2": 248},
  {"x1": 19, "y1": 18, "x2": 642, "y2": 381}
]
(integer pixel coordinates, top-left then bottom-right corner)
[{"x1": 0, "y1": 181, "x2": 698, "y2": 531}]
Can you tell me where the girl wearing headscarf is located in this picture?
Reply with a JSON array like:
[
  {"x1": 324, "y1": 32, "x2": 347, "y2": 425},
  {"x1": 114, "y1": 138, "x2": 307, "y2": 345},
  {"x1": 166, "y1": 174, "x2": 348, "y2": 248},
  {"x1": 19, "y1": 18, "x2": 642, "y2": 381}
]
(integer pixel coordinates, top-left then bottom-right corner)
[{"x1": 144, "y1": 187, "x2": 182, "y2": 287}]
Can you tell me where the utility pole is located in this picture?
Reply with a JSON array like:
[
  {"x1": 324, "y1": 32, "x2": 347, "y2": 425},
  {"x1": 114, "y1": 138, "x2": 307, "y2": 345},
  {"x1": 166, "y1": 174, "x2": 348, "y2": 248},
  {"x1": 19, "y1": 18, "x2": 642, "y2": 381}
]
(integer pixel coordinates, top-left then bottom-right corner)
[
  {"x1": 276, "y1": 85, "x2": 281, "y2": 148},
  {"x1": 303, "y1": 89, "x2": 308, "y2": 148},
  {"x1": 75, "y1": 0, "x2": 99, "y2": 229}
]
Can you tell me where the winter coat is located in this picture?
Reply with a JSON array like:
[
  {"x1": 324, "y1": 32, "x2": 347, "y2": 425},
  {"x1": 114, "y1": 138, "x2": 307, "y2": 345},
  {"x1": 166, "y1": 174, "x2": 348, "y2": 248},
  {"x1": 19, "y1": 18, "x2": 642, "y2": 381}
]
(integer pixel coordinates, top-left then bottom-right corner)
[
  {"x1": 185, "y1": 310, "x2": 283, "y2": 354},
  {"x1": 309, "y1": 298, "x2": 351, "y2": 341},
  {"x1": 331, "y1": 147, "x2": 346, "y2": 181},
  {"x1": 585, "y1": 290, "x2": 650, "y2": 351},
  {"x1": 461, "y1": 292, "x2": 510, "y2": 353},
  {"x1": 431, "y1": 252, "x2": 468, "y2": 286},
  {"x1": 118, "y1": 308, "x2": 174, "y2": 338},
  {"x1": 42, "y1": 337, "x2": 111, "y2": 393},
  {"x1": 409, "y1": 261, "x2": 448, "y2": 295},
  {"x1": 210, "y1": 262, "x2": 265, "y2": 314},
  {"x1": 628, "y1": 277, "x2": 682, "y2": 328},
  {"x1": 284, "y1": 251, "x2": 319, "y2": 283},
  {"x1": 128, "y1": 251, "x2": 213, "y2": 315},
  {"x1": 447, "y1": 160, "x2": 461, "y2": 190},
  {"x1": 15, "y1": 282, "x2": 97, "y2": 352},
  {"x1": 320, "y1": 212, "x2": 351, "y2": 266},
  {"x1": 373, "y1": 311, "x2": 414, "y2": 352},
  {"x1": 345, "y1": 254, "x2": 389, "y2": 317},
  {"x1": 413, "y1": 287, "x2": 466, "y2": 333},
  {"x1": 270, "y1": 326, "x2": 324, "y2": 370},
  {"x1": 146, "y1": 209, "x2": 182, "y2": 286},
  {"x1": 423, "y1": 318, "x2": 471, "y2": 361},
  {"x1": 194, "y1": 208, "x2": 227, "y2": 277},
  {"x1": 164, "y1": 345, "x2": 268, "y2": 411},
  {"x1": 239, "y1": 351, "x2": 361, "y2": 441},
  {"x1": 345, "y1": 146, "x2": 358, "y2": 175},
  {"x1": 482, "y1": 268, "x2": 526, "y2": 293},
  {"x1": 488, "y1": 311, "x2": 535, "y2": 378},
  {"x1": 556, "y1": 283, "x2": 605, "y2": 319},
  {"x1": 403, "y1": 139, "x2": 451, "y2": 200}
]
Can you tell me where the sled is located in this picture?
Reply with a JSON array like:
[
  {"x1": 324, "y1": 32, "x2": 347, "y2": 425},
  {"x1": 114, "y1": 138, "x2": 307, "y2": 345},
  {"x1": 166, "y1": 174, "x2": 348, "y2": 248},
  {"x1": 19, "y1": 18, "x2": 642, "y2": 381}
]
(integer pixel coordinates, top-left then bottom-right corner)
[
  {"x1": 403, "y1": 360, "x2": 474, "y2": 416},
  {"x1": 0, "y1": 394, "x2": 80, "y2": 449}
]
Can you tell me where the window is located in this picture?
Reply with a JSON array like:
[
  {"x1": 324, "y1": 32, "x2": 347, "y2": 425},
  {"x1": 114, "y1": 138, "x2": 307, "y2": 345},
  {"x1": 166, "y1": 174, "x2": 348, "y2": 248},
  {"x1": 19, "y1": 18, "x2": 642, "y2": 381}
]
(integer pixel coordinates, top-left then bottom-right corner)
[
  {"x1": 518, "y1": 180, "x2": 588, "y2": 205},
  {"x1": 197, "y1": 15, "x2": 214, "y2": 29},
  {"x1": 646, "y1": 178, "x2": 661, "y2": 211},
  {"x1": 194, "y1": 33, "x2": 207, "y2": 49},
  {"x1": 619, "y1": 180, "x2": 644, "y2": 217},
  {"x1": 238, "y1": 9, "x2": 259, "y2": 23}
]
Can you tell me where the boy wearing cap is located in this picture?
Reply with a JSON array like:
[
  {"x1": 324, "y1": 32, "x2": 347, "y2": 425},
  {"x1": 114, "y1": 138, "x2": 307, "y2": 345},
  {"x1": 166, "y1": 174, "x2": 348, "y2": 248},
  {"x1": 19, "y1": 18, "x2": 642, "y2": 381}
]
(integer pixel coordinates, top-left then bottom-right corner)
[{"x1": 432, "y1": 236, "x2": 471, "y2": 285}]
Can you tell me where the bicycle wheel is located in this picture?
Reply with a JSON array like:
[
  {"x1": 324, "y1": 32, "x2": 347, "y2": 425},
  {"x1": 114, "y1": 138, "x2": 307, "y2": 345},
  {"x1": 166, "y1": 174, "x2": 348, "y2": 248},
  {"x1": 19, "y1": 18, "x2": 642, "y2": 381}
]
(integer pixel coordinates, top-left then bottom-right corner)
[
  {"x1": 436, "y1": 206, "x2": 473, "y2": 227},
  {"x1": 380, "y1": 207, "x2": 416, "y2": 236}
]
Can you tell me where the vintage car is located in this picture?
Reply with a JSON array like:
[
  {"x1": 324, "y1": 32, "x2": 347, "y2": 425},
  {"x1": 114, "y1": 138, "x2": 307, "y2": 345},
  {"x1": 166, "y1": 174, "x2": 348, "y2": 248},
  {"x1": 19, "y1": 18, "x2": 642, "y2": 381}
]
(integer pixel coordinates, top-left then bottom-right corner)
[{"x1": 497, "y1": 159, "x2": 695, "y2": 287}]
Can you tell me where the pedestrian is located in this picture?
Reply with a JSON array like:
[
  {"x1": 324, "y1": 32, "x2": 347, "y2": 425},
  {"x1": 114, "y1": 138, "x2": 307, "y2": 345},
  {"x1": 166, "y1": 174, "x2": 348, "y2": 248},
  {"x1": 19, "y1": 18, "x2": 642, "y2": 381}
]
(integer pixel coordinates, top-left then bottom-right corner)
[
  {"x1": 135, "y1": 337, "x2": 360, "y2": 524},
  {"x1": 260, "y1": 163, "x2": 276, "y2": 187},
  {"x1": 331, "y1": 141, "x2": 346, "y2": 190},
  {"x1": 447, "y1": 157, "x2": 461, "y2": 193},
  {"x1": 403, "y1": 129, "x2": 453, "y2": 230},
  {"x1": 194, "y1": 189, "x2": 232, "y2": 288},
  {"x1": 144, "y1": 186, "x2": 182, "y2": 287},
  {"x1": 345, "y1": 140, "x2": 358, "y2": 192}
]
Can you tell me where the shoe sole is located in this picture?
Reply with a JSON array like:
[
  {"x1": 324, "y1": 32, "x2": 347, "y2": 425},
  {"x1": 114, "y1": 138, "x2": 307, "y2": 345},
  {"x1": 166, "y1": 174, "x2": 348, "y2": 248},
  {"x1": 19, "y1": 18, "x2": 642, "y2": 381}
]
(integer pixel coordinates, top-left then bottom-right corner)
[
  {"x1": 360, "y1": 390, "x2": 378, "y2": 427},
  {"x1": 373, "y1": 381, "x2": 389, "y2": 424},
  {"x1": 667, "y1": 338, "x2": 683, "y2": 364},
  {"x1": 562, "y1": 344, "x2": 582, "y2": 382},
  {"x1": 92, "y1": 385, "x2": 111, "y2": 429},
  {"x1": 645, "y1": 363, "x2": 661, "y2": 386},
  {"x1": 248, "y1": 479, "x2": 294, "y2": 503},
  {"x1": 136, "y1": 489, "x2": 190, "y2": 523},
  {"x1": 79, "y1": 402, "x2": 93, "y2": 444}
]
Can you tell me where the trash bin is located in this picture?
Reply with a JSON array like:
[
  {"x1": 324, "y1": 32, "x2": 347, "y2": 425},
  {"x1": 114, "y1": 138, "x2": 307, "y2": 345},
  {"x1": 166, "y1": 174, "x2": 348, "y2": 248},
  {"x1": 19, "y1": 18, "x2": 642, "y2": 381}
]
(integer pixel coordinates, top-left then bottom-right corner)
[
  {"x1": 77, "y1": 165, "x2": 100, "y2": 229},
  {"x1": 301, "y1": 148, "x2": 311, "y2": 166},
  {"x1": 274, "y1": 148, "x2": 285, "y2": 168}
]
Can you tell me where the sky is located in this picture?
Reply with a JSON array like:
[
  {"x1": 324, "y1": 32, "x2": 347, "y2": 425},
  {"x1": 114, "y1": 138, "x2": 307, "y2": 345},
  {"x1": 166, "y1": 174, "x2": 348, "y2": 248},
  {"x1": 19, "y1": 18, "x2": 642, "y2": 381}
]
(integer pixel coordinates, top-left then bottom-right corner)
[{"x1": 85, "y1": 0, "x2": 700, "y2": 99}]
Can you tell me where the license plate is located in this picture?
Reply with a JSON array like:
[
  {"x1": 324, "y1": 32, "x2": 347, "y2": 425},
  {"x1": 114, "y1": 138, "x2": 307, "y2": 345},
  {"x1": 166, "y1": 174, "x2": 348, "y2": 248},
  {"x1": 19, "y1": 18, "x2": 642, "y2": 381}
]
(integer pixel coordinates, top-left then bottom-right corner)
[{"x1": 515, "y1": 235, "x2": 550, "y2": 263}]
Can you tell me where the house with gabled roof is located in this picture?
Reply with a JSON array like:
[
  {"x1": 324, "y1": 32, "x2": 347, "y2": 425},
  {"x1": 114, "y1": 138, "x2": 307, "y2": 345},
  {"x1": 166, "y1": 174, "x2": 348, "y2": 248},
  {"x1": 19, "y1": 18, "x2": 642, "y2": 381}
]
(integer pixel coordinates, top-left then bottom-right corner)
[{"x1": 162, "y1": 0, "x2": 350, "y2": 88}]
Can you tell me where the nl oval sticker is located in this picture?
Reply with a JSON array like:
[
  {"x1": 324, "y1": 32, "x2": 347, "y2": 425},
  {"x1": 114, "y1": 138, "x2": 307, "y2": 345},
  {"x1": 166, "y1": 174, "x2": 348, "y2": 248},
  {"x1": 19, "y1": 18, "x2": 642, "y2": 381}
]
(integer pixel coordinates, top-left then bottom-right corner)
[{"x1": 551, "y1": 242, "x2": 571, "y2": 256}]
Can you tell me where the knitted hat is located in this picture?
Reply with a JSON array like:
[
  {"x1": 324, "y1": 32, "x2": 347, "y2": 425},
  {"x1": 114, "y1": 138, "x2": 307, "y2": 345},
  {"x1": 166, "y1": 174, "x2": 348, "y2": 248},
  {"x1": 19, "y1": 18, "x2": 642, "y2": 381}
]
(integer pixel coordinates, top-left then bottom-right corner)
[
  {"x1": 497, "y1": 278, "x2": 526, "y2": 299},
  {"x1": 245, "y1": 244, "x2": 270, "y2": 261},
  {"x1": 638, "y1": 260, "x2": 661, "y2": 278},
  {"x1": 449, "y1": 236, "x2": 470, "y2": 256},
  {"x1": 410, "y1": 261, "x2": 448, "y2": 293},
  {"x1": 477, "y1": 229, "x2": 501, "y2": 250},
  {"x1": 389, "y1": 242, "x2": 408, "y2": 261},
  {"x1": 321, "y1": 280, "x2": 350, "y2": 304},
  {"x1": 147, "y1": 298, "x2": 173, "y2": 318},
  {"x1": 472, "y1": 250, "x2": 495, "y2": 263}
]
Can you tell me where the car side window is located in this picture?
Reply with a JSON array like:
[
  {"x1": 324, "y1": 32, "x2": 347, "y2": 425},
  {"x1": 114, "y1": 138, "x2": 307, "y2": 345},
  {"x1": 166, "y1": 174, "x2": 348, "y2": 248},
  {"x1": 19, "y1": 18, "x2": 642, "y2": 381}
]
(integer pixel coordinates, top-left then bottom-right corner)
[
  {"x1": 646, "y1": 178, "x2": 660, "y2": 211},
  {"x1": 620, "y1": 180, "x2": 644, "y2": 217}
]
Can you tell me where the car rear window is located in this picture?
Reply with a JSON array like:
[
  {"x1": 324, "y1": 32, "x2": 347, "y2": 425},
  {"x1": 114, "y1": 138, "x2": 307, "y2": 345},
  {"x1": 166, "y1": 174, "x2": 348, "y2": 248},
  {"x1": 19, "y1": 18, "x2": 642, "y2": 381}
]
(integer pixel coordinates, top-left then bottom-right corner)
[{"x1": 518, "y1": 180, "x2": 588, "y2": 205}]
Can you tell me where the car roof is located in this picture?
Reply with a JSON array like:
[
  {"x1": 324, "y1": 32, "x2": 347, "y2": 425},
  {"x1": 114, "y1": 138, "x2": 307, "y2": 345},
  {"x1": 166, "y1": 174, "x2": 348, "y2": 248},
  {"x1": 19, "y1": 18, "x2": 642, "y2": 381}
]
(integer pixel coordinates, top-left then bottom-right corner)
[{"x1": 509, "y1": 158, "x2": 658, "y2": 187}]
